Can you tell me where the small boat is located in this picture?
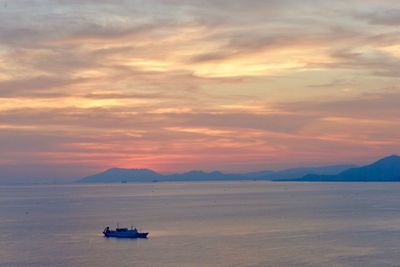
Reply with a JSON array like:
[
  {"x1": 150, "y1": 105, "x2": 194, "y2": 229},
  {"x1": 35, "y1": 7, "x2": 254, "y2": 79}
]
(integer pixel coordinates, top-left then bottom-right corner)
[{"x1": 103, "y1": 225, "x2": 149, "y2": 239}]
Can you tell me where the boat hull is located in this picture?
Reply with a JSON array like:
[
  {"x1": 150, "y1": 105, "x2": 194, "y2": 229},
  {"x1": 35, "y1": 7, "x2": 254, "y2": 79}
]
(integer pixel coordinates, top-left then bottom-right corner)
[{"x1": 104, "y1": 231, "x2": 148, "y2": 239}]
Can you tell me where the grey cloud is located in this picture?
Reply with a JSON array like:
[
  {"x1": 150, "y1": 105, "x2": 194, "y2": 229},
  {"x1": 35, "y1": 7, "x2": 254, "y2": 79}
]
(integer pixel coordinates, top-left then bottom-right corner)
[
  {"x1": 356, "y1": 9, "x2": 400, "y2": 26},
  {"x1": 311, "y1": 48, "x2": 400, "y2": 77},
  {"x1": 277, "y1": 91, "x2": 400, "y2": 119},
  {"x1": 0, "y1": 76, "x2": 84, "y2": 98},
  {"x1": 308, "y1": 79, "x2": 358, "y2": 88},
  {"x1": 189, "y1": 26, "x2": 363, "y2": 64}
]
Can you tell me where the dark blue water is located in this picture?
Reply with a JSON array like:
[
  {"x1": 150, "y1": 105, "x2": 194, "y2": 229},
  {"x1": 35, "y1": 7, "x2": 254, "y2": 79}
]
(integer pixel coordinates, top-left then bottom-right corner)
[{"x1": 1, "y1": 182, "x2": 400, "y2": 266}]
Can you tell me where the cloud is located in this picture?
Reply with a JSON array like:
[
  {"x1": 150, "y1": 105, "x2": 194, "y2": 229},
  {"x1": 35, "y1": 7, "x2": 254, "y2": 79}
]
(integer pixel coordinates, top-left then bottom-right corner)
[
  {"x1": 0, "y1": 0, "x2": 400, "y2": 181},
  {"x1": 356, "y1": 9, "x2": 400, "y2": 26},
  {"x1": 315, "y1": 48, "x2": 400, "y2": 77},
  {"x1": 0, "y1": 76, "x2": 84, "y2": 98},
  {"x1": 276, "y1": 91, "x2": 400, "y2": 119}
]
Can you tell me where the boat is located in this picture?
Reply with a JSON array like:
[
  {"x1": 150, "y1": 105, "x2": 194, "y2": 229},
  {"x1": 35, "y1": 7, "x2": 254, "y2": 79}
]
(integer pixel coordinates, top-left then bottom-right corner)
[{"x1": 103, "y1": 225, "x2": 149, "y2": 238}]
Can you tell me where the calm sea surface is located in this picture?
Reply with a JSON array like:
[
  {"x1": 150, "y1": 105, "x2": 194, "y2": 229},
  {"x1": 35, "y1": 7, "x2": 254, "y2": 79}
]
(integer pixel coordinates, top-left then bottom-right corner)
[{"x1": 1, "y1": 182, "x2": 400, "y2": 267}]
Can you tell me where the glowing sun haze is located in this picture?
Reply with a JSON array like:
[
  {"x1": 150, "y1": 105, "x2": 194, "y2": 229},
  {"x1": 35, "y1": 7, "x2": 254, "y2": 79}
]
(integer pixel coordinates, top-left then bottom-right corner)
[{"x1": 1, "y1": 0, "x2": 400, "y2": 182}]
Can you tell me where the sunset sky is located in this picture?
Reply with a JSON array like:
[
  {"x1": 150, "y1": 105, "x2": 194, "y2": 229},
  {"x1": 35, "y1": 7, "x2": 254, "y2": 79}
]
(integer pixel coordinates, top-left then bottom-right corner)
[{"x1": 1, "y1": 0, "x2": 400, "y2": 182}]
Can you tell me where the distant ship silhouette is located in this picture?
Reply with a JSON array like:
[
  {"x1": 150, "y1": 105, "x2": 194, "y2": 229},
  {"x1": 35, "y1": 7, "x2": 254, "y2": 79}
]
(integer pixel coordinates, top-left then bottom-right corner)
[{"x1": 103, "y1": 225, "x2": 148, "y2": 238}]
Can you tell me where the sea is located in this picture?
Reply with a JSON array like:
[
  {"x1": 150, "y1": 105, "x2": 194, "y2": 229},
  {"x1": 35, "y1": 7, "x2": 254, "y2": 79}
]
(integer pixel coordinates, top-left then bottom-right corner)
[{"x1": 1, "y1": 181, "x2": 400, "y2": 267}]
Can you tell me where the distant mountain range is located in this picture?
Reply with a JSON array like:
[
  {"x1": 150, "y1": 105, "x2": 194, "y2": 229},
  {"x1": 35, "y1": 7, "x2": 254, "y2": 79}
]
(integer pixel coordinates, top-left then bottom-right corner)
[
  {"x1": 292, "y1": 155, "x2": 400, "y2": 182},
  {"x1": 78, "y1": 163, "x2": 356, "y2": 183},
  {"x1": 77, "y1": 155, "x2": 400, "y2": 183}
]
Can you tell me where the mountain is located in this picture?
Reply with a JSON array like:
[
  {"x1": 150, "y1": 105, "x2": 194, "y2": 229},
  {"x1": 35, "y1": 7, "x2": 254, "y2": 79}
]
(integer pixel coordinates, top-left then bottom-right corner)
[
  {"x1": 165, "y1": 171, "x2": 245, "y2": 181},
  {"x1": 247, "y1": 164, "x2": 357, "y2": 180},
  {"x1": 77, "y1": 164, "x2": 355, "y2": 183},
  {"x1": 294, "y1": 155, "x2": 400, "y2": 182},
  {"x1": 79, "y1": 168, "x2": 164, "y2": 183}
]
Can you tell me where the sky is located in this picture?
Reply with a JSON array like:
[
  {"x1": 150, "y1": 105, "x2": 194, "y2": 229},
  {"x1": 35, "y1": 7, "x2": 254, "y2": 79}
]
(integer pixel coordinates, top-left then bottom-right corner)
[{"x1": 0, "y1": 0, "x2": 400, "y2": 182}]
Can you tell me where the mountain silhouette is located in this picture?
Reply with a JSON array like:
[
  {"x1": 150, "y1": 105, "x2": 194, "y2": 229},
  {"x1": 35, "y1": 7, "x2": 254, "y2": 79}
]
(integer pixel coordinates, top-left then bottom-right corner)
[
  {"x1": 79, "y1": 168, "x2": 164, "y2": 183},
  {"x1": 294, "y1": 155, "x2": 400, "y2": 181},
  {"x1": 77, "y1": 164, "x2": 355, "y2": 183}
]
